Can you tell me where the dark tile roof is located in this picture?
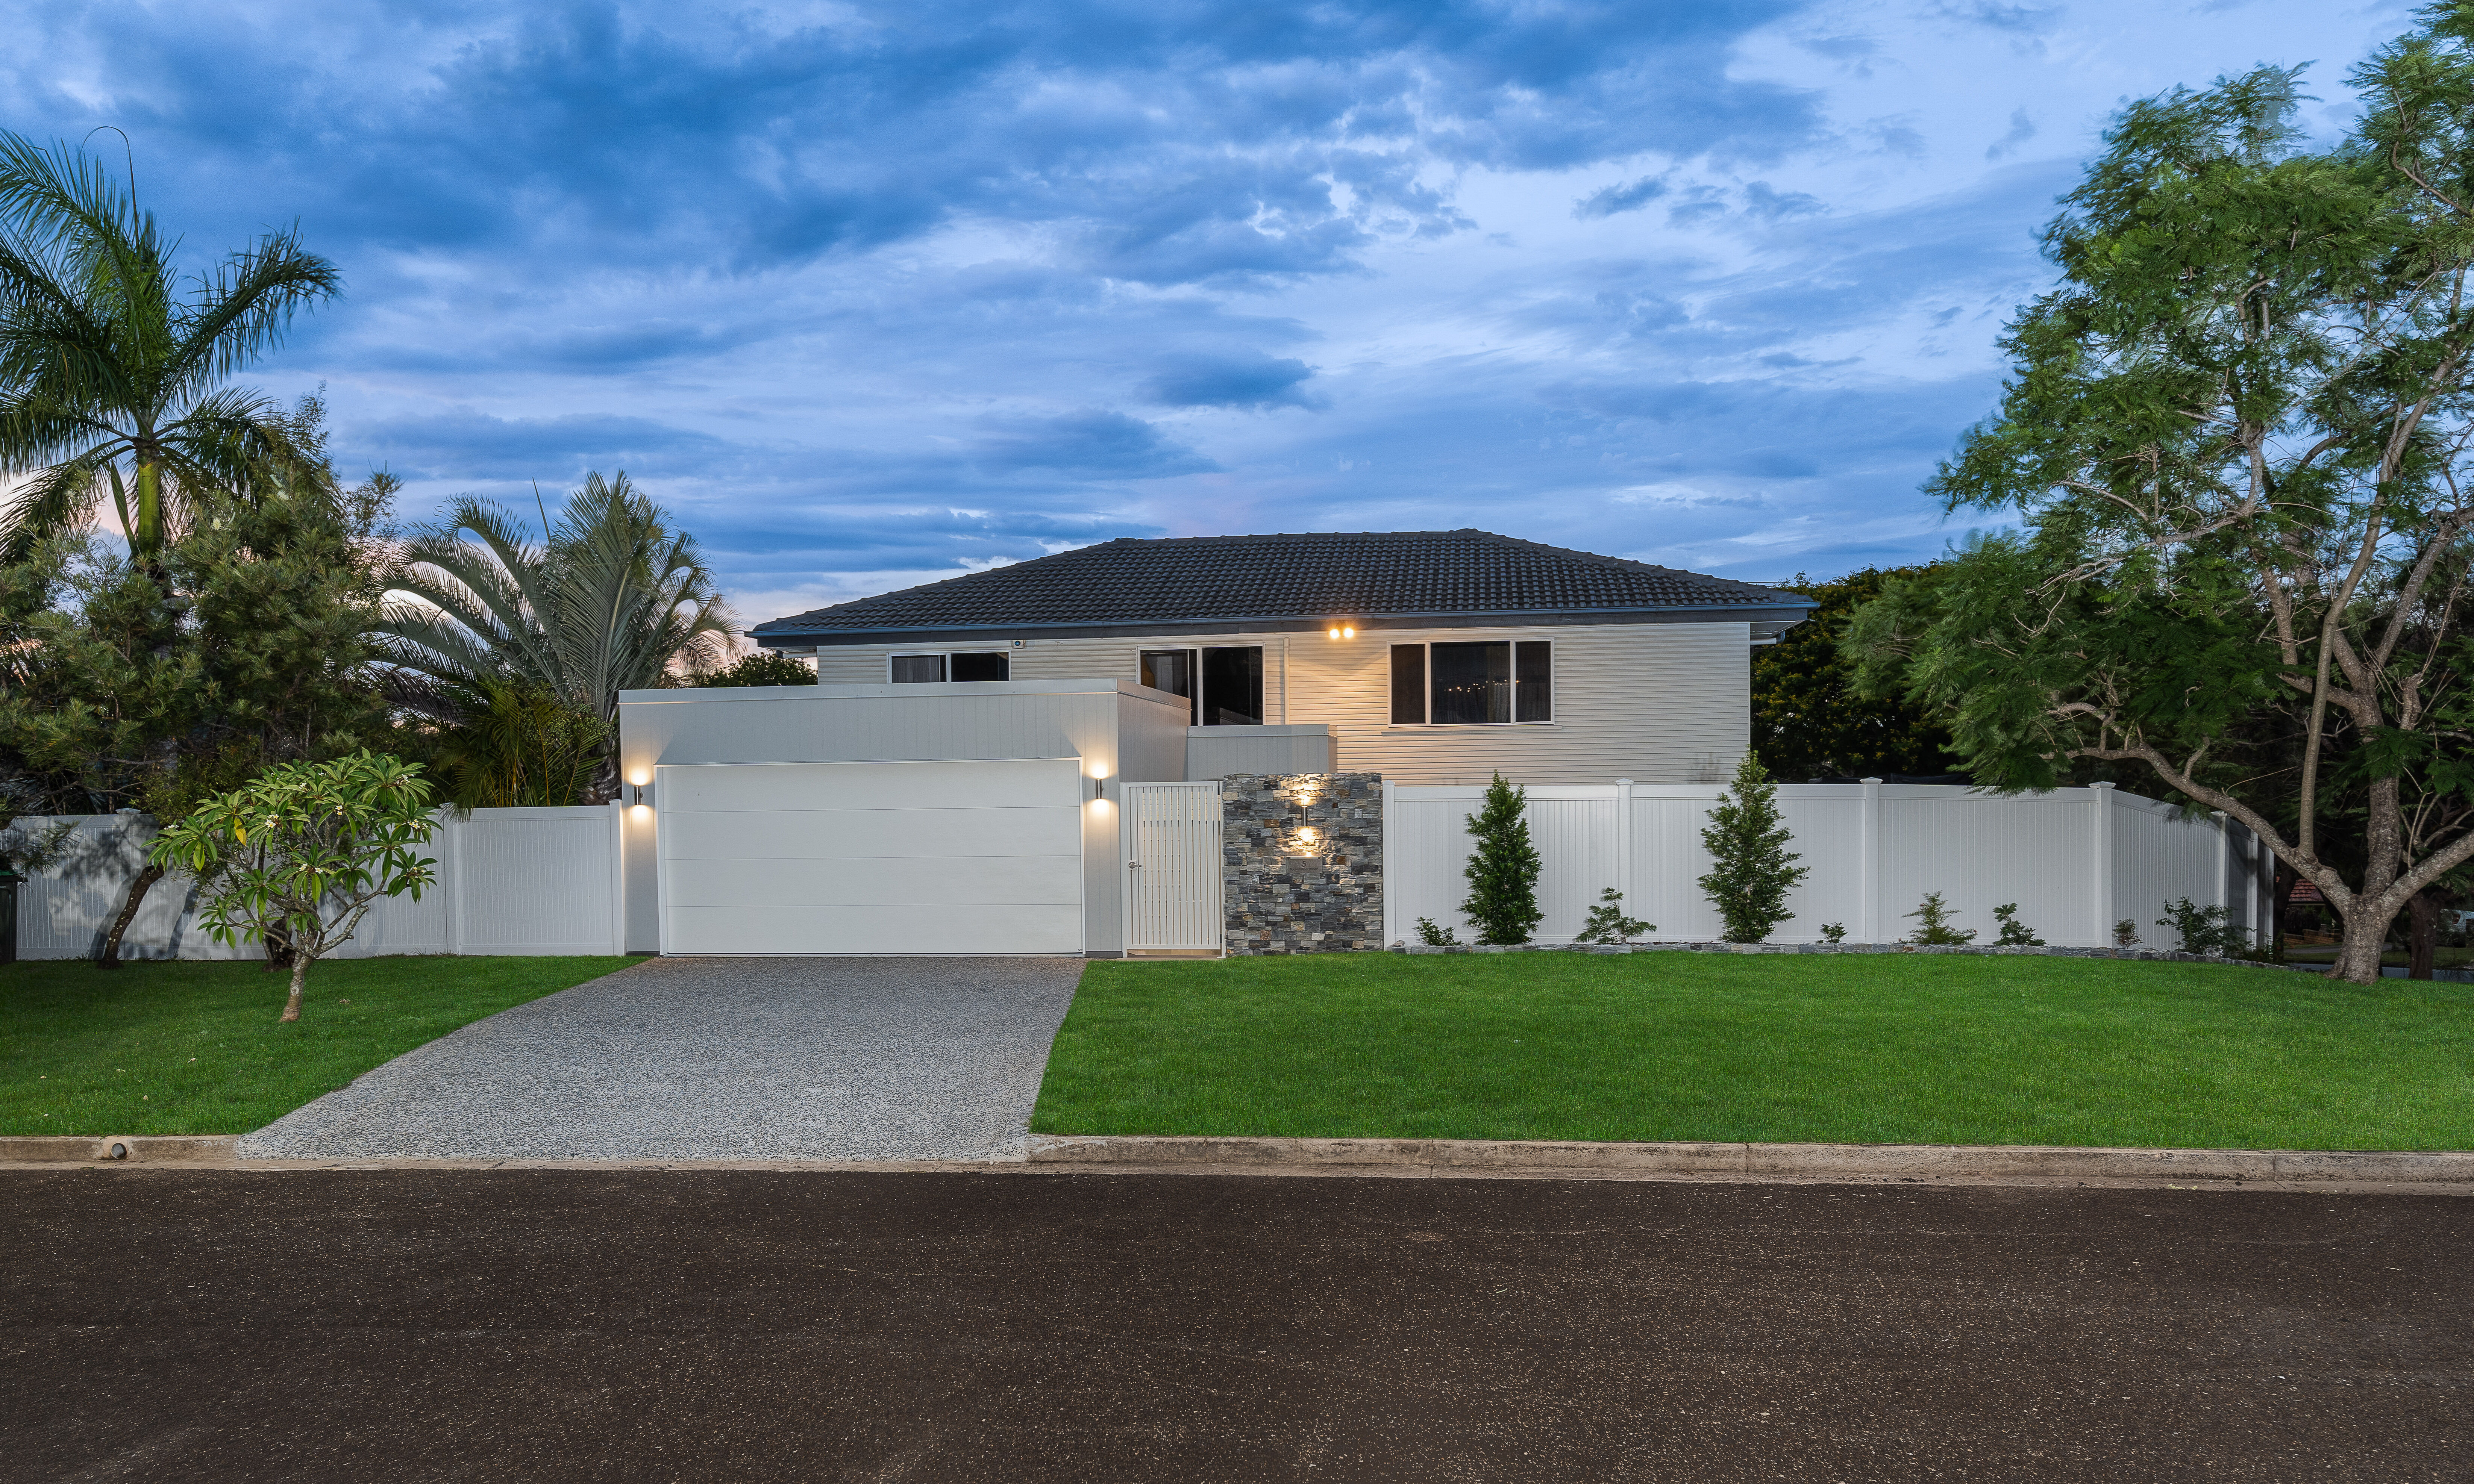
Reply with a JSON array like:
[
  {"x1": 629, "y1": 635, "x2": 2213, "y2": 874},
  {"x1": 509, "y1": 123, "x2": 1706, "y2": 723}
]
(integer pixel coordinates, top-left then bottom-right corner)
[{"x1": 750, "y1": 529, "x2": 1816, "y2": 645}]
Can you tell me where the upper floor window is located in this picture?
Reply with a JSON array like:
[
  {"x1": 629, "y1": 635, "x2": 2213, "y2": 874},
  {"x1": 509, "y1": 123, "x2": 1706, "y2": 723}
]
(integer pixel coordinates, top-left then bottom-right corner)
[
  {"x1": 1140, "y1": 645, "x2": 1263, "y2": 725},
  {"x1": 1390, "y1": 641, "x2": 1551, "y2": 724},
  {"x1": 890, "y1": 651, "x2": 1009, "y2": 683}
]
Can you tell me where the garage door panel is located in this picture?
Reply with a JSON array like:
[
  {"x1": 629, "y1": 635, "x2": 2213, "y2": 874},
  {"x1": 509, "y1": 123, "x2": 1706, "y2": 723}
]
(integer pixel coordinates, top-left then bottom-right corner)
[
  {"x1": 659, "y1": 759, "x2": 1080, "y2": 814},
  {"x1": 656, "y1": 759, "x2": 1085, "y2": 954},
  {"x1": 662, "y1": 807, "x2": 1079, "y2": 861},
  {"x1": 665, "y1": 904, "x2": 1084, "y2": 956},
  {"x1": 665, "y1": 854, "x2": 1084, "y2": 909}
]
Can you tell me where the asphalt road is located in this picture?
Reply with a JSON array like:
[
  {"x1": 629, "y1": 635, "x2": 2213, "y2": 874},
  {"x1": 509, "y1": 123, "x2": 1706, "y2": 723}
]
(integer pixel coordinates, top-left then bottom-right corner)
[{"x1": 4, "y1": 1171, "x2": 2465, "y2": 1482}]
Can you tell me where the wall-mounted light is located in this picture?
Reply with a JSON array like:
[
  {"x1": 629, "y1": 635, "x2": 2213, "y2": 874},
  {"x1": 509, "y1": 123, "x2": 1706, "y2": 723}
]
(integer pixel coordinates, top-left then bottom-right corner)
[{"x1": 1326, "y1": 623, "x2": 1357, "y2": 639}]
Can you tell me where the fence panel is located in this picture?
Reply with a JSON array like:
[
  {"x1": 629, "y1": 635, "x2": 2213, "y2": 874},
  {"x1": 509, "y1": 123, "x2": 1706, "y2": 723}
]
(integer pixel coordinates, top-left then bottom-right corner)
[
  {"x1": 1876, "y1": 788, "x2": 2093, "y2": 948},
  {"x1": 9, "y1": 807, "x2": 620, "y2": 960},
  {"x1": 2111, "y1": 792, "x2": 2225, "y2": 948},
  {"x1": 453, "y1": 806, "x2": 622, "y2": 955},
  {"x1": 1383, "y1": 782, "x2": 2238, "y2": 948},
  {"x1": 1527, "y1": 789, "x2": 1623, "y2": 941}
]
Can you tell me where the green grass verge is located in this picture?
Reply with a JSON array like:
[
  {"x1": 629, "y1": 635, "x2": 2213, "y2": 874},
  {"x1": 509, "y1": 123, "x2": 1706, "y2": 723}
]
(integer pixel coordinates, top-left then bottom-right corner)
[
  {"x1": 1031, "y1": 953, "x2": 2474, "y2": 1151},
  {"x1": 2, "y1": 956, "x2": 632, "y2": 1135}
]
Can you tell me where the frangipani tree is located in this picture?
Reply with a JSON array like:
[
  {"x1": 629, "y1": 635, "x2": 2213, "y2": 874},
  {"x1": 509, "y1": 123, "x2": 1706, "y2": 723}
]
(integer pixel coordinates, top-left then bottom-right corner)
[
  {"x1": 0, "y1": 132, "x2": 340, "y2": 563},
  {"x1": 147, "y1": 751, "x2": 437, "y2": 1022}
]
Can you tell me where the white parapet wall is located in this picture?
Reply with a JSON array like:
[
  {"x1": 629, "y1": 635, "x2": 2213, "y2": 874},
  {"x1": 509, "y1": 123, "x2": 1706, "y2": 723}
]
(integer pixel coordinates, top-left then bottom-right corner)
[
  {"x1": 1382, "y1": 780, "x2": 2273, "y2": 949},
  {"x1": 10, "y1": 806, "x2": 626, "y2": 961}
]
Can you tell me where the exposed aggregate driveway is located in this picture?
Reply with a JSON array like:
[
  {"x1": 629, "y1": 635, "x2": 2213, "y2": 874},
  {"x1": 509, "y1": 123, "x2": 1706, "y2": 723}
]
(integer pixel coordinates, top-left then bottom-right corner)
[
  {"x1": 235, "y1": 955, "x2": 1085, "y2": 1162},
  {"x1": 2, "y1": 1171, "x2": 2465, "y2": 1482}
]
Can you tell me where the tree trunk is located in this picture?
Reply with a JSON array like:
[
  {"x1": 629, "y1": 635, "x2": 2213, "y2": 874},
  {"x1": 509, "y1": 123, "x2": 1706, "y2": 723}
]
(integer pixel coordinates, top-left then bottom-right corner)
[
  {"x1": 2332, "y1": 898, "x2": 2401, "y2": 985},
  {"x1": 280, "y1": 952, "x2": 309, "y2": 1022},
  {"x1": 95, "y1": 864, "x2": 166, "y2": 970},
  {"x1": 2408, "y1": 892, "x2": 2439, "y2": 982}
]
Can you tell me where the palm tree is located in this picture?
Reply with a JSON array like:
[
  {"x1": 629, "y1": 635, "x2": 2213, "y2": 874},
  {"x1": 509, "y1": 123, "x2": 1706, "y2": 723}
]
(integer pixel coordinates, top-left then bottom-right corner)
[
  {"x1": 0, "y1": 132, "x2": 341, "y2": 563},
  {"x1": 377, "y1": 471, "x2": 735, "y2": 801}
]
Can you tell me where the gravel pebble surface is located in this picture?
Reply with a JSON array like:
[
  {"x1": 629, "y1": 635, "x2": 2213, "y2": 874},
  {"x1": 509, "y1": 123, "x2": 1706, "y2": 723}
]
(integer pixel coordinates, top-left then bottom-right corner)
[{"x1": 236, "y1": 956, "x2": 1085, "y2": 1162}]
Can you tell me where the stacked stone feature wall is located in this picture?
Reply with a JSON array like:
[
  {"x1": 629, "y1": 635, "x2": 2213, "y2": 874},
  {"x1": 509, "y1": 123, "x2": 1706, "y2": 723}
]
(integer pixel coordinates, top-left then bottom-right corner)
[{"x1": 1223, "y1": 772, "x2": 1383, "y2": 954}]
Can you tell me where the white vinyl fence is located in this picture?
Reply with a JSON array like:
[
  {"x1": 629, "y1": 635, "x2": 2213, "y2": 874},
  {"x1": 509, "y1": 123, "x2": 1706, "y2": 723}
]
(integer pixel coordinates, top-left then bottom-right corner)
[
  {"x1": 11, "y1": 806, "x2": 625, "y2": 962},
  {"x1": 1383, "y1": 781, "x2": 2272, "y2": 949}
]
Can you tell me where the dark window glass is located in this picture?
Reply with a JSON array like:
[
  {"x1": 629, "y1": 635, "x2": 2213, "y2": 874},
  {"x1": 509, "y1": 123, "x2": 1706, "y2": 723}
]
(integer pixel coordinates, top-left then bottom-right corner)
[
  {"x1": 1430, "y1": 641, "x2": 1510, "y2": 724},
  {"x1": 890, "y1": 654, "x2": 944, "y2": 683},
  {"x1": 1515, "y1": 641, "x2": 1551, "y2": 722},
  {"x1": 1390, "y1": 645, "x2": 1426, "y2": 725},
  {"x1": 1140, "y1": 649, "x2": 1198, "y2": 724},
  {"x1": 1201, "y1": 646, "x2": 1263, "y2": 725},
  {"x1": 950, "y1": 651, "x2": 1009, "y2": 682}
]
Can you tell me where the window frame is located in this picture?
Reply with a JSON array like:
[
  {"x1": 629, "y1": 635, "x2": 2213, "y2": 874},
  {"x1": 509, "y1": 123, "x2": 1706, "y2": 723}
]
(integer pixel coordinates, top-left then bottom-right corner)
[
  {"x1": 1140, "y1": 645, "x2": 1265, "y2": 725},
  {"x1": 886, "y1": 650, "x2": 1011, "y2": 683},
  {"x1": 1388, "y1": 638, "x2": 1554, "y2": 725}
]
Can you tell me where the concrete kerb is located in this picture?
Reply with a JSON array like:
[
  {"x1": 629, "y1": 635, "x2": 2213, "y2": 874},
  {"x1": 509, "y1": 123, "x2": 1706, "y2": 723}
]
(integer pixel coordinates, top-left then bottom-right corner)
[
  {"x1": 1020, "y1": 1134, "x2": 2474, "y2": 1189},
  {"x1": 6, "y1": 1133, "x2": 2471, "y2": 1193}
]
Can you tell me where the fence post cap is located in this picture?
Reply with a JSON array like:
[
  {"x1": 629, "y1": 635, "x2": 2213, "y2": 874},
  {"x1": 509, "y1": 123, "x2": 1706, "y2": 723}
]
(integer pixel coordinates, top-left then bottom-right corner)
[
  {"x1": 1613, "y1": 778, "x2": 1633, "y2": 786},
  {"x1": 2090, "y1": 781, "x2": 2116, "y2": 790},
  {"x1": 1859, "y1": 777, "x2": 1883, "y2": 785}
]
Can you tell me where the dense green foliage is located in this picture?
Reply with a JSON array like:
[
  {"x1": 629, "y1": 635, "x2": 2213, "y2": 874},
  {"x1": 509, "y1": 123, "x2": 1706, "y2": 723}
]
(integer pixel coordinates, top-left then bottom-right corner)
[
  {"x1": 695, "y1": 651, "x2": 819, "y2": 687},
  {"x1": 0, "y1": 131, "x2": 339, "y2": 563},
  {"x1": 0, "y1": 445, "x2": 394, "y2": 816},
  {"x1": 1458, "y1": 772, "x2": 1542, "y2": 945},
  {"x1": 415, "y1": 678, "x2": 609, "y2": 808},
  {"x1": 1752, "y1": 566, "x2": 1956, "y2": 780},
  {"x1": 1698, "y1": 753, "x2": 1807, "y2": 942},
  {"x1": 1847, "y1": 22, "x2": 2474, "y2": 983},
  {"x1": 0, "y1": 956, "x2": 629, "y2": 1133},
  {"x1": 1032, "y1": 953, "x2": 2474, "y2": 1150}
]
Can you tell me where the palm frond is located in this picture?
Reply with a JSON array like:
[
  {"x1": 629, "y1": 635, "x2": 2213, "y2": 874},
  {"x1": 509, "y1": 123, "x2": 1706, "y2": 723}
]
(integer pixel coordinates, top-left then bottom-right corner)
[
  {"x1": 0, "y1": 450, "x2": 114, "y2": 562},
  {"x1": 169, "y1": 225, "x2": 341, "y2": 387}
]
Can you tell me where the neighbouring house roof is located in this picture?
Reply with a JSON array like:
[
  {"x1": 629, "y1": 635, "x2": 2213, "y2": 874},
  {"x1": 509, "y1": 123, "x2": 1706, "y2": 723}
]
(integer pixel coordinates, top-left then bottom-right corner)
[{"x1": 750, "y1": 528, "x2": 1818, "y2": 648}]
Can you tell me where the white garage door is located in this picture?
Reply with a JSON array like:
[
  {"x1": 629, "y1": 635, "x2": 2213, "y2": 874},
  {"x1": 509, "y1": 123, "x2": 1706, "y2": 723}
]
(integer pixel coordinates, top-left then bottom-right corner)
[{"x1": 656, "y1": 759, "x2": 1085, "y2": 954}]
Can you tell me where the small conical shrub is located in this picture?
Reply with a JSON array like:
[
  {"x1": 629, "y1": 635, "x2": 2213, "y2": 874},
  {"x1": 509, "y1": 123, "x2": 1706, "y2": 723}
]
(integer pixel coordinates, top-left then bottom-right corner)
[
  {"x1": 1460, "y1": 771, "x2": 1543, "y2": 945},
  {"x1": 1698, "y1": 753, "x2": 1808, "y2": 942},
  {"x1": 1904, "y1": 891, "x2": 1976, "y2": 945}
]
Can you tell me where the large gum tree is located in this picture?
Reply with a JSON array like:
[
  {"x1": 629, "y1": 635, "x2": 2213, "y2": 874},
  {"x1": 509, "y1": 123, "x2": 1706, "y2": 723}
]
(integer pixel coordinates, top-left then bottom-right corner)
[{"x1": 1849, "y1": 15, "x2": 2474, "y2": 984}]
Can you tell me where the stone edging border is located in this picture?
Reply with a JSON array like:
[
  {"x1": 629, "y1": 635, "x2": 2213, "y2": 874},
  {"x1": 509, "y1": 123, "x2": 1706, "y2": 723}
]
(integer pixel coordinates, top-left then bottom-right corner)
[
  {"x1": 7, "y1": 1133, "x2": 2470, "y2": 1191},
  {"x1": 1387, "y1": 940, "x2": 2396, "y2": 975},
  {"x1": 1026, "y1": 1134, "x2": 2474, "y2": 1187}
]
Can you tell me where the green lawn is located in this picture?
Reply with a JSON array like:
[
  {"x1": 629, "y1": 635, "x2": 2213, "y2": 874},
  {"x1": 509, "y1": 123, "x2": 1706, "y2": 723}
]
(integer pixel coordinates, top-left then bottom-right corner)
[
  {"x1": 1031, "y1": 953, "x2": 2474, "y2": 1151},
  {"x1": 1, "y1": 956, "x2": 632, "y2": 1135}
]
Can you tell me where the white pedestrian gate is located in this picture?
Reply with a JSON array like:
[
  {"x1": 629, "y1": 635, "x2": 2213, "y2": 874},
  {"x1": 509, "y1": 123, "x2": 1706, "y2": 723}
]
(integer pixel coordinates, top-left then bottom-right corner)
[{"x1": 1123, "y1": 781, "x2": 1223, "y2": 952}]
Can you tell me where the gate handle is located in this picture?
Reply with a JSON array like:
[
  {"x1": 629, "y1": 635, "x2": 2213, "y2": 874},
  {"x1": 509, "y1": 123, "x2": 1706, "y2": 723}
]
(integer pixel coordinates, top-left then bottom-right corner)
[{"x1": 1127, "y1": 860, "x2": 1141, "y2": 868}]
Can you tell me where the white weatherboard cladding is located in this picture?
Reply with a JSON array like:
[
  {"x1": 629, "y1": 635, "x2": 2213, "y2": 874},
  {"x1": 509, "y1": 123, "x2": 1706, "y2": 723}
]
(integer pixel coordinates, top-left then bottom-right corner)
[
  {"x1": 655, "y1": 759, "x2": 1085, "y2": 955},
  {"x1": 806, "y1": 621, "x2": 1751, "y2": 785},
  {"x1": 1384, "y1": 783, "x2": 2244, "y2": 949}
]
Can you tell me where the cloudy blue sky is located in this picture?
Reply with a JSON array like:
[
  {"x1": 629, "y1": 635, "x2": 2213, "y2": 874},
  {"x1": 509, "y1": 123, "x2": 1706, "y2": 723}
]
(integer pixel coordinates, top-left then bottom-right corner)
[{"x1": 0, "y1": 0, "x2": 2415, "y2": 627}]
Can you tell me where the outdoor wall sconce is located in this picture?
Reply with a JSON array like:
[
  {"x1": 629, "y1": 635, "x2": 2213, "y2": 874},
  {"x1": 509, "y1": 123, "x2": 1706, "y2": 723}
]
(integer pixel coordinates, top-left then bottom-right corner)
[{"x1": 1325, "y1": 622, "x2": 1356, "y2": 639}]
